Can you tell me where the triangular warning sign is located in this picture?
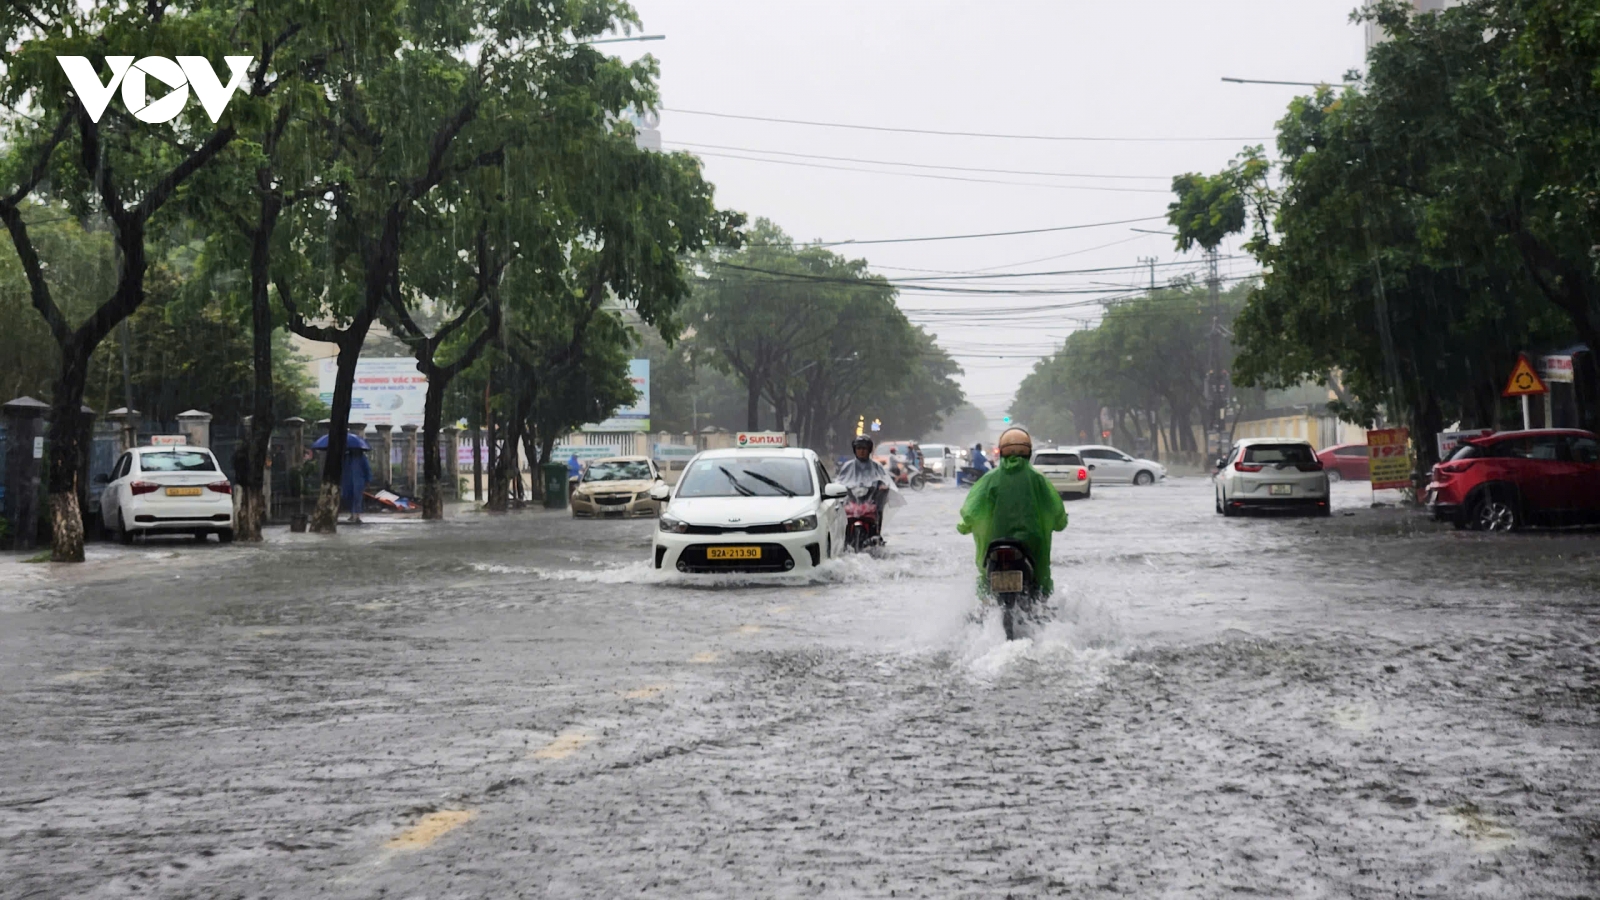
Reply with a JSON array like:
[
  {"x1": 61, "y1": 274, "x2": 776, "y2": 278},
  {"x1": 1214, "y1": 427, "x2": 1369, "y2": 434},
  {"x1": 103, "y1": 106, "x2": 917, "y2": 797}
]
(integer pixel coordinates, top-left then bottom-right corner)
[{"x1": 1502, "y1": 353, "x2": 1549, "y2": 397}]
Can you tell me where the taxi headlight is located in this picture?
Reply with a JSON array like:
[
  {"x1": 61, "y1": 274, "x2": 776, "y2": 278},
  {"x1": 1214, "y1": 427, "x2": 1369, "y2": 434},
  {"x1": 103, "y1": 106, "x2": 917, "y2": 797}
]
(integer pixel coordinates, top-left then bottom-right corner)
[
  {"x1": 658, "y1": 515, "x2": 690, "y2": 534},
  {"x1": 782, "y1": 514, "x2": 818, "y2": 532},
  {"x1": 635, "y1": 490, "x2": 652, "y2": 501}
]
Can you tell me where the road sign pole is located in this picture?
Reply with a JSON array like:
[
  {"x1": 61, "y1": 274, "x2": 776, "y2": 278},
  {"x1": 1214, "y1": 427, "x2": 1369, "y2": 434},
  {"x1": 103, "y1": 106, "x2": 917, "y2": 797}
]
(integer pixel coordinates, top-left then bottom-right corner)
[{"x1": 1521, "y1": 395, "x2": 1531, "y2": 430}]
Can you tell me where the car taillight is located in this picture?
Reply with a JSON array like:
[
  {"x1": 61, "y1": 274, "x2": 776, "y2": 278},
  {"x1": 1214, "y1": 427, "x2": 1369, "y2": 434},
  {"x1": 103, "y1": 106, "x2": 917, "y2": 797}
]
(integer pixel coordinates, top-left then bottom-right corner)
[
  {"x1": 130, "y1": 481, "x2": 159, "y2": 495},
  {"x1": 1077, "y1": 468, "x2": 1088, "y2": 481},
  {"x1": 1234, "y1": 462, "x2": 1263, "y2": 473},
  {"x1": 207, "y1": 481, "x2": 232, "y2": 494}
]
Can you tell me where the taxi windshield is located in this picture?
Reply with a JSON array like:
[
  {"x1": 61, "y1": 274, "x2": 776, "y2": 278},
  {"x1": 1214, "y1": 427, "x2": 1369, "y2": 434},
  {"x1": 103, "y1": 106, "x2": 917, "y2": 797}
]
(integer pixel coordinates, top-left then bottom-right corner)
[
  {"x1": 583, "y1": 460, "x2": 653, "y2": 482},
  {"x1": 675, "y1": 457, "x2": 813, "y2": 498}
]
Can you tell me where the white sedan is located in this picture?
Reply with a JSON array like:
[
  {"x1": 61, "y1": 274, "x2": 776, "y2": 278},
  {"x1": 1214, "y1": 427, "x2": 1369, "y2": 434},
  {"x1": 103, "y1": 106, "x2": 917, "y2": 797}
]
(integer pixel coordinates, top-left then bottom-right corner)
[
  {"x1": 652, "y1": 447, "x2": 846, "y2": 574},
  {"x1": 1213, "y1": 437, "x2": 1331, "y2": 517},
  {"x1": 98, "y1": 446, "x2": 235, "y2": 543},
  {"x1": 1061, "y1": 444, "x2": 1167, "y2": 485}
]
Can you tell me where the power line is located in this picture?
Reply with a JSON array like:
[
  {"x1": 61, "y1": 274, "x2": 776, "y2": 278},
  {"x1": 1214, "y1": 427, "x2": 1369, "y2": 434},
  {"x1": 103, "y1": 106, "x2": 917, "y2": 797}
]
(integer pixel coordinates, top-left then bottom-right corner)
[
  {"x1": 744, "y1": 214, "x2": 1167, "y2": 248},
  {"x1": 709, "y1": 255, "x2": 1239, "y2": 285},
  {"x1": 684, "y1": 149, "x2": 1172, "y2": 194},
  {"x1": 663, "y1": 140, "x2": 1173, "y2": 181},
  {"x1": 661, "y1": 107, "x2": 1272, "y2": 143}
]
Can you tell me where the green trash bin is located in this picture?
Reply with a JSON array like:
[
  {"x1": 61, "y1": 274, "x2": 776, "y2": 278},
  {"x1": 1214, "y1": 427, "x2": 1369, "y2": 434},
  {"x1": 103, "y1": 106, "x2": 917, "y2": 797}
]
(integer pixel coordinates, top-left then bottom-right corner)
[{"x1": 542, "y1": 462, "x2": 570, "y2": 509}]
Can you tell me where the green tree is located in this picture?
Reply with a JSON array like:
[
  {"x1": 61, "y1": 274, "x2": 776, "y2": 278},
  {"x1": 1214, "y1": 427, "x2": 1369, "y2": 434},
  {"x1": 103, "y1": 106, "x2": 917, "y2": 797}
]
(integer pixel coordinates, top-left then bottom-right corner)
[{"x1": 1, "y1": 1, "x2": 318, "y2": 560}]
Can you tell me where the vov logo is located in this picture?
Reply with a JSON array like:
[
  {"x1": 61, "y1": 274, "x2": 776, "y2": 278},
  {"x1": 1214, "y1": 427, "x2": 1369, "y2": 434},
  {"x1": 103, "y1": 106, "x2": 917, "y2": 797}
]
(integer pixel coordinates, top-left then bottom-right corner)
[{"x1": 57, "y1": 56, "x2": 253, "y2": 124}]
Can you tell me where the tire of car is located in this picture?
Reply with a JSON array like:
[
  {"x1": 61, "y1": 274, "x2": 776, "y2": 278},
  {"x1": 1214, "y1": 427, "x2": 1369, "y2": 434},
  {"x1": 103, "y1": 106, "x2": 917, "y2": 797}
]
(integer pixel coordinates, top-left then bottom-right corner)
[
  {"x1": 117, "y1": 511, "x2": 134, "y2": 545},
  {"x1": 1133, "y1": 470, "x2": 1154, "y2": 486},
  {"x1": 217, "y1": 528, "x2": 234, "y2": 543},
  {"x1": 1327, "y1": 469, "x2": 1342, "y2": 483},
  {"x1": 1469, "y1": 488, "x2": 1520, "y2": 532},
  {"x1": 98, "y1": 512, "x2": 114, "y2": 542},
  {"x1": 1084, "y1": 483, "x2": 1091, "y2": 499}
]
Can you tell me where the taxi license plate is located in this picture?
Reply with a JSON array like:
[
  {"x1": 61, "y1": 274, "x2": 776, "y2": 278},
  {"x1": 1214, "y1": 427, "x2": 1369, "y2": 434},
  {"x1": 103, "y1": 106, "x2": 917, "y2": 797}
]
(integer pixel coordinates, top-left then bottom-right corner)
[
  {"x1": 1268, "y1": 484, "x2": 1293, "y2": 496},
  {"x1": 989, "y1": 570, "x2": 1024, "y2": 593},
  {"x1": 707, "y1": 546, "x2": 761, "y2": 560},
  {"x1": 165, "y1": 486, "x2": 202, "y2": 497}
]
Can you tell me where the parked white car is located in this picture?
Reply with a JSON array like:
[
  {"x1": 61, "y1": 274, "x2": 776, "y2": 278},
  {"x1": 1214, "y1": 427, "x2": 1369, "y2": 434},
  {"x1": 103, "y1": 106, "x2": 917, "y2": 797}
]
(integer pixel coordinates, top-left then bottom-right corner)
[
  {"x1": 98, "y1": 446, "x2": 235, "y2": 543},
  {"x1": 1060, "y1": 445, "x2": 1166, "y2": 485},
  {"x1": 652, "y1": 447, "x2": 846, "y2": 574},
  {"x1": 1213, "y1": 437, "x2": 1331, "y2": 517},
  {"x1": 1032, "y1": 448, "x2": 1092, "y2": 500}
]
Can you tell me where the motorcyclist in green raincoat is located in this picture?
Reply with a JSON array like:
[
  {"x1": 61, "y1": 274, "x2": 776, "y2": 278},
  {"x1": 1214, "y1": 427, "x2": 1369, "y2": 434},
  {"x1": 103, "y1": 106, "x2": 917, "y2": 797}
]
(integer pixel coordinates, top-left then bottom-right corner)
[{"x1": 957, "y1": 427, "x2": 1068, "y2": 594}]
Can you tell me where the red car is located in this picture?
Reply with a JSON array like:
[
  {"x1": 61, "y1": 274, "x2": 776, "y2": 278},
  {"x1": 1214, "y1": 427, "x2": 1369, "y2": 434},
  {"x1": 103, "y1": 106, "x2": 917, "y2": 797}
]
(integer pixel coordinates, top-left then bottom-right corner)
[
  {"x1": 1425, "y1": 429, "x2": 1600, "y2": 531},
  {"x1": 1316, "y1": 442, "x2": 1371, "y2": 482}
]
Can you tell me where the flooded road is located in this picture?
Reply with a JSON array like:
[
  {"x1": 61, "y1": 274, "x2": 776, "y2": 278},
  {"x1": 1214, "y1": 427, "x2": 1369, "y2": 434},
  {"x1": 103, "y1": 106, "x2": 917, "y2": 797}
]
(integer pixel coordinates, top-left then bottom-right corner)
[{"x1": 2, "y1": 478, "x2": 1597, "y2": 898}]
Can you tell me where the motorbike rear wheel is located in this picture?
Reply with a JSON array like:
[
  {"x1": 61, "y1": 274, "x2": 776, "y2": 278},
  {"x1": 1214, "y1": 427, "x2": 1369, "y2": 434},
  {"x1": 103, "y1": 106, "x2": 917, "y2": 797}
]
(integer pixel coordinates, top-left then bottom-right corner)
[{"x1": 910, "y1": 473, "x2": 926, "y2": 491}]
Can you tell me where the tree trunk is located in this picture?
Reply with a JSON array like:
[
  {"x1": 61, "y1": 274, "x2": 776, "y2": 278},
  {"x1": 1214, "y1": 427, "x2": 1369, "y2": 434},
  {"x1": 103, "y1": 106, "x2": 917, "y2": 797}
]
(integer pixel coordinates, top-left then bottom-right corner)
[
  {"x1": 45, "y1": 338, "x2": 96, "y2": 561},
  {"x1": 237, "y1": 199, "x2": 281, "y2": 541},
  {"x1": 420, "y1": 378, "x2": 446, "y2": 520},
  {"x1": 746, "y1": 374, "x2": 762, "y2": 431},
  {"x1": 311, "y1": 331, "x2": 369, "y2": 533}
]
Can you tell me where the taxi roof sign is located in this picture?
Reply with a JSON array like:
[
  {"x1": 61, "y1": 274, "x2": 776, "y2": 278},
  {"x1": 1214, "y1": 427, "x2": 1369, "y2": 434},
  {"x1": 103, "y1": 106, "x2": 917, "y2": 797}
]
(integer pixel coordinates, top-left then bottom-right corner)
[
  {"x1": 735, "y1": 431, "x2": 787, "y2": 448},
  {"x1": 1501, "y1": 353, "x2": 1549, "y2": 398}
]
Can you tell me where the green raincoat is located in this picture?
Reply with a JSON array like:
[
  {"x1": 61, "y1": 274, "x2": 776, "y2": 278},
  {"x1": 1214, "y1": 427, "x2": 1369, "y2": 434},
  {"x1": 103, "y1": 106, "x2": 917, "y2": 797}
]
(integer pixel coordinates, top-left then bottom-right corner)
[{"x1": 956, "y1": 455, "x2": 1069, "y2": 595}]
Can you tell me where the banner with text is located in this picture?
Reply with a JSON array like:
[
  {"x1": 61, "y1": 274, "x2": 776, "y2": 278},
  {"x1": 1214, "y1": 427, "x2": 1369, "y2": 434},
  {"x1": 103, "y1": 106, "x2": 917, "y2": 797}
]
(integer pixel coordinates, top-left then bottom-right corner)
[
  {"x1": 1367, "y1": 428, "x2": 1412, "y2": 490},
  {"x1": 318, "y1": 358, "x2": 427, "y2": 428}
]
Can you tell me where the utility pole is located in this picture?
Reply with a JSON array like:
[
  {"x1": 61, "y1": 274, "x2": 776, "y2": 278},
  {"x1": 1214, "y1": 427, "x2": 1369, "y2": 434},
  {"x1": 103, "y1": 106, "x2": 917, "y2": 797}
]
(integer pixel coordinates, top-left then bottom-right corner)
[
  {"x1": 1203, "y1": 247, "x2": 1222, "y2": 460},
  {"x1": 1138, "y1": 256, "x2": 1158, "y2": 293}
]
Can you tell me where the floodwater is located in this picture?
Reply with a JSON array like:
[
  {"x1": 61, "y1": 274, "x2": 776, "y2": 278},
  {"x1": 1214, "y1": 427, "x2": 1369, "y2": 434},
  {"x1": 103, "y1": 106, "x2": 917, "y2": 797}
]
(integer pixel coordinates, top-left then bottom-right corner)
[{"x1": 1, "y1": 478, "x2": 1596, "y2": 897}]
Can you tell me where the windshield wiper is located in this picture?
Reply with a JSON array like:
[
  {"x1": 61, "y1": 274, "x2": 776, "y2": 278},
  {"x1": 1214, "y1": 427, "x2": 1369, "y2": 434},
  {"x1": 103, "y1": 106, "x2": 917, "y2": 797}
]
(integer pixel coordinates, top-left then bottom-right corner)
[
  {"x1": 741, "y1": 470, "x2": 797, "y2": 497},
  {"x1": 717, "y1": 466, "x2": 757, "y2": 496}
]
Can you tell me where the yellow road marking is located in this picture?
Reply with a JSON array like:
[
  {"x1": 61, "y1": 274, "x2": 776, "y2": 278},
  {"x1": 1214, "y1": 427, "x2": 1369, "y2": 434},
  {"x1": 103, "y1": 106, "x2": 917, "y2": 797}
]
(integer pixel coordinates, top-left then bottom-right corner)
[
  {"x1": 737, "y1": 624, "x2": 763, "y2": 635},
  {"x1": 53, "y1": 668, "x2": 109, "y2": 683},
  {"x1": 689, "y1": 651, "x2": 719, "y2": 664},
  {"x1": 386, "y1": 810, "x2": 476, "y2": 850},
  {"x1": 622, "y1": 683, "x2": 670, "y2": 700},
  {"x1": 532, "y1": 729, "x2": 594, "y2": 760}
]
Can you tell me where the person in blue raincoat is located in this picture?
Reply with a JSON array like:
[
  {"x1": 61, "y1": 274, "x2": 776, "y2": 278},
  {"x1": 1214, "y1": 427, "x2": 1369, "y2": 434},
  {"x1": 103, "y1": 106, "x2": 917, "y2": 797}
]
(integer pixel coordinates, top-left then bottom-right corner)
[
  {"x1": 957, "y1": 428, "x2": 1067, "y2": 595},
  {"x1": 341, "y1": 446, "x2": 372, "y2": 523}
]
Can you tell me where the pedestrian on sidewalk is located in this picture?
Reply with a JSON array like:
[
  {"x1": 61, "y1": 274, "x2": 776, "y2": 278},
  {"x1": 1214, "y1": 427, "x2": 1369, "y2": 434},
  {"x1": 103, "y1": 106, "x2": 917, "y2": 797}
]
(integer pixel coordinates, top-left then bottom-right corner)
[{"x1": 342, "y1": 446, "x2": 372, "y2": 524}]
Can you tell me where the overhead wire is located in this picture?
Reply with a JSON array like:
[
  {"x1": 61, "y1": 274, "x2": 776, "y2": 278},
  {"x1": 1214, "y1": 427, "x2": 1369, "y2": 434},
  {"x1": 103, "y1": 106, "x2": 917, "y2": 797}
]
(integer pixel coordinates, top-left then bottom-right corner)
[
  {"x1": 662, "y1": 140, "x2": 1174, "y2": 181},
  {"x1": 740, "y1": 214, "x2": 1166, "y2": 248},
  {"x1": 681, "y1": 149, "x2": 1173, "y2": 194},
  {"x1": 661, "y1": 107, "x2": 1273, "y2": 143}
]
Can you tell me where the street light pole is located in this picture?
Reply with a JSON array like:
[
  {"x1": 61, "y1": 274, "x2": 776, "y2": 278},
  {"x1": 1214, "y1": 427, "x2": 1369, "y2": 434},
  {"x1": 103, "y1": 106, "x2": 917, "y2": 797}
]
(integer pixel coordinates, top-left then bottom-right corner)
[{"x1": 579, "y1": 34, "x2": 665, "y2": 45}]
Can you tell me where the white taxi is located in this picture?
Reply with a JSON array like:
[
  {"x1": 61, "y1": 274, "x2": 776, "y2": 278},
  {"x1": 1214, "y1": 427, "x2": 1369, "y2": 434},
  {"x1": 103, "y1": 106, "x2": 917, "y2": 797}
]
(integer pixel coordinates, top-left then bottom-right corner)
[
  {"x1": 651, "y1": 447, "x2": 847, "y2": 574},
  {"x1": 98, "y1": 446, "x2": 236, "y2": 542}
]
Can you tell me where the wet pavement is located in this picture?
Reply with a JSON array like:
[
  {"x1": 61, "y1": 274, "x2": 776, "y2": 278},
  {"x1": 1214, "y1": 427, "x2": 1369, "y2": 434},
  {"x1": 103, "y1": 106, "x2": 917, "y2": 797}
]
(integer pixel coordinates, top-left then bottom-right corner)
[{"x1": 2, "y1": 478, "x2": 1597, "y2": 898}]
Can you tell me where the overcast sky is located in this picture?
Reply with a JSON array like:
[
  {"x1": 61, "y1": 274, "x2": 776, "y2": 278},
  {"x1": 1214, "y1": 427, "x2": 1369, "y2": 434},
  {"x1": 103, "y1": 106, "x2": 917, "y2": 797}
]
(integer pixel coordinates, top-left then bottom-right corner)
[{"x1": 612, "y1": 1, "x2": 1369, "y2": 423}]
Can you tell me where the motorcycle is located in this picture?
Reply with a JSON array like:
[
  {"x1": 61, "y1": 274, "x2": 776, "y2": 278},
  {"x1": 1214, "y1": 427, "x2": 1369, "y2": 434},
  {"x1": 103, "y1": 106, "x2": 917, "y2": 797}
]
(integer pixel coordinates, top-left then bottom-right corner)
[
  {"x1": 984, "y1": 539, "x2": 1041, "y2": 640},
  {"x1": 890, "y1": 462, "x2": 927, "y2": 491},
  {"x1": 843, "y1": 484, "x2": 888, "y2": 551}
]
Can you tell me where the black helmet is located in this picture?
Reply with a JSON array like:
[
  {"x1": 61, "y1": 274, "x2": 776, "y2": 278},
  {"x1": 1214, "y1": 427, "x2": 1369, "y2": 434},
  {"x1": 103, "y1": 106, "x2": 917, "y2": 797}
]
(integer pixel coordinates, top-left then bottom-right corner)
[{"x1": 851, "y1": 435, "x2": 874, "y2": 453}]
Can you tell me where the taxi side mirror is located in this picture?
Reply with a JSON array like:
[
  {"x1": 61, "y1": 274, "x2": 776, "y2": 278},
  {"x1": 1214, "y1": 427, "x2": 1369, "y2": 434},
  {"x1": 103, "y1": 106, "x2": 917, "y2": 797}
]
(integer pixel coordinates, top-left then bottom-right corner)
[
  {"x1": 823, "y1": 482, "x2": 847, "y2": 499},
  {"x1": 1214, "y1": 458, "x2": 1226, "y2": 470},
  {"x1": 648, "y1": 485, "x2": 670, "y2": 501}
]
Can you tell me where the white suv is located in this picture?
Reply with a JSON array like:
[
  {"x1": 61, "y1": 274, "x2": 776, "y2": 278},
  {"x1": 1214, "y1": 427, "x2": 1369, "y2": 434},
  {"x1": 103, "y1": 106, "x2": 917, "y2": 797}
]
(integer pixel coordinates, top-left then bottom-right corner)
[
  {"x1": 1214, "y1": 438, "x2": 1330, "y2": 517},
  {"x1": 1031, "y1": 448, "x2": 1092, "y2": 500}
]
